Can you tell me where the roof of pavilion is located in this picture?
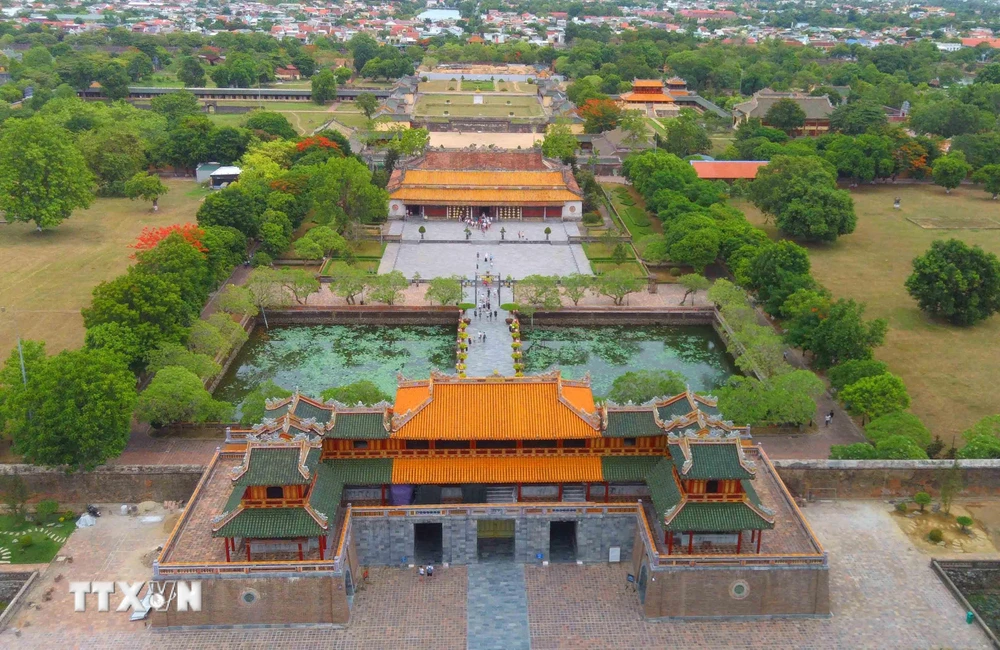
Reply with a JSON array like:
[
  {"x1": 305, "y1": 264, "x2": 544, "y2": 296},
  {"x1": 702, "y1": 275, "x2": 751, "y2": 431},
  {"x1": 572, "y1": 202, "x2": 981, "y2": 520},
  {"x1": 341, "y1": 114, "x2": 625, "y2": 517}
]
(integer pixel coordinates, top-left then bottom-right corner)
[{"x1": 387, "y1": 148, "x2": 582, "y2": 206}]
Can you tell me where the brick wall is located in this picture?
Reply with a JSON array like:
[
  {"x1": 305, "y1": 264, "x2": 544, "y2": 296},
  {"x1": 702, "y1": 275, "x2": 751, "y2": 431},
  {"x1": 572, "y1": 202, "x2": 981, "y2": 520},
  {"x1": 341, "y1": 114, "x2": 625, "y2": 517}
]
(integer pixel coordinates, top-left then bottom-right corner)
[
  {"x1": 773, "y1": 459, "x2": 1000, "y2": 499},
  {"x1": 0, "y1": 464, "x2": 205, "y2": 505}
]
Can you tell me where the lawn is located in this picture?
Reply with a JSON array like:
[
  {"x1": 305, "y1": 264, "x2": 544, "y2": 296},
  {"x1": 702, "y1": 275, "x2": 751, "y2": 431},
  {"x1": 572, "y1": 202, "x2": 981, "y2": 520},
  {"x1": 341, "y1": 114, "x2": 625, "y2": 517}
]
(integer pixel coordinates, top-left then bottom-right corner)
[
  {"x1": 0, "y1": 513, "x2": 77, "y2": 564},
  {"x1": 321, "y1": 259, "x2": 380, "y2": 275},
  {"x1": 418, "y1": 80, "x2": 455, "y2": 93},
  {"x1": 461, "y1": 79, "x2": 496, "y2": 92},
  {"x1": 206, "y1": 106, "x2": 332, "y2": 135},
  {"x1": 332, "y1": 112, "x2": 371, "y2": 129},
  {"x1": 735, "y1": 183, "x2": 1000, "y2": 441},
  {"x1": 602, "y1": 184, "x2": 662, "y2": 238},
  {"x1": 591, "y1": 261, "x2": 647, "y2": 278},
  {"x1": 0, "y1": 178, "x2": 207, "y2": 360},
  {"x1": 413, "y1": 93, "x2": 543, "y2": 118}
]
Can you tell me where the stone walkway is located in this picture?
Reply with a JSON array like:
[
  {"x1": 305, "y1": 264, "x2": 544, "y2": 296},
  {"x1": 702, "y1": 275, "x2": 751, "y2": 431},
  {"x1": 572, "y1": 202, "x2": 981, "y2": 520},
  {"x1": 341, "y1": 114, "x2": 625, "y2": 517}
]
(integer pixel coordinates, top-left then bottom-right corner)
[
  {"x1": 467, "y1": 563, "x2": 530, "y2": 650},
  {"x1": 464, "y1": 283, "x2": 515, "y2": 377}
]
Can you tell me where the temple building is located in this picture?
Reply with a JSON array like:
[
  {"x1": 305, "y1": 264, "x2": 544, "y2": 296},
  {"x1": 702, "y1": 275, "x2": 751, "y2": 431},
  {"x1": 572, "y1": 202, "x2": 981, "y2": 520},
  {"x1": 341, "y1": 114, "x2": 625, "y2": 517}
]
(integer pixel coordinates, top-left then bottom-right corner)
[
  {"x1": 618, "y1": 78, "x2": 730, "y2": 118},
  {"x1": 732, "y1": 89, "x2": 836, "y2": 136},
  {"x1": 387, "y1": 149, "x2": 584, "y2": 221},
  {"x1": 154, "y1": 373, "x2": 829, "y2": 628}
]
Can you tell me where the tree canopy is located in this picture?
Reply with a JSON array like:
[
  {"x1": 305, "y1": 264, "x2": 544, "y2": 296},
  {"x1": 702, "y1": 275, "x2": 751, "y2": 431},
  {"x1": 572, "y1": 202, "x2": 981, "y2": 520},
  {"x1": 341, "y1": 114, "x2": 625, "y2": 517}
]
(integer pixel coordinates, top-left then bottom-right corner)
[
  {"x1": 905, "y1": 238, "x2": 1000, "y2": 325},
  {"x1": 606, "y1": 370, "x2": 686, "y2": 404},
  {"x1": 136, "y1": 366, "x2": 233, "y2": 428},
  {"x1": 320, "y1": 380, "x2": 392, "y2": 406}
]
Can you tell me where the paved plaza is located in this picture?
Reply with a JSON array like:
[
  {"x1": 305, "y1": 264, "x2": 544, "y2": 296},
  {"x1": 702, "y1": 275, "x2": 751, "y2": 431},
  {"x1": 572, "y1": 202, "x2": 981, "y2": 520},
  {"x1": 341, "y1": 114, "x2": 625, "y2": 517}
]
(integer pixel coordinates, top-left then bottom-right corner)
[
  {"x1": 2, "y1": 501, "x2": 994, "y2": 649},
  {"x1": 381, "y1": 221, "x2": 591, "y2": 279}
]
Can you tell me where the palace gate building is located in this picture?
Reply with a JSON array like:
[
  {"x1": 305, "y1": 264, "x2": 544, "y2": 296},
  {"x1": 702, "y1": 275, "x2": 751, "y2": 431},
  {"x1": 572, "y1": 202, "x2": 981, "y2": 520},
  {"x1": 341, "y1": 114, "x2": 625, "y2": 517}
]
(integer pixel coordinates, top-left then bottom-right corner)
[
  {"x1": 387, "y1": 149, "x2": 584, "y2": 221},
  {"x1": 153, "y1": 373, "x2": 829, "y2": 628}
]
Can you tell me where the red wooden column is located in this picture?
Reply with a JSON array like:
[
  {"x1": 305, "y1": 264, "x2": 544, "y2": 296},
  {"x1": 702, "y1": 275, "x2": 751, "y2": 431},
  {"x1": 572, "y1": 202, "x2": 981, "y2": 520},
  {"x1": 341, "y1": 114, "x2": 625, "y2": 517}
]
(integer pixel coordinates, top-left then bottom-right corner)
[
  {"x1": 517, "y1": 484, "x2": 522, "y2": 502},
  {"x1": 584, "y1": 483, "x2": 590, "y2": 502},
  {"x1": 667, "y1": 531, "x2": 673, "y2": 555},
  {"x1": 224, "y1": 538, "x2": 231, "y2": 562},
  {"x1": 381, "y1": 484, "x2": 386, "y2": 506},
  {"x1": 319, "y1": 536, "x2": 326, "y2": 560},
  {"x1": 736, "y1": 531, "x2": 742, "y2": 554},
  {"x1": 604, "y1": 481, "x2": 610, "y2": 503},
  {"x1": 245, "y1": 540, "x2": 251, "y2": 562},
  {"x1": 298, "y1": 541, "x2": 304, "y2": 561},
  {"x1": 557, "y1": 484, "x2": 563, "y2": 501},
  {"x1": 687, "y1": 531, "x2": 694, "y2": 554},
  {"x1": 756, "y1": 530, "x2": 762, "y2": 554}
]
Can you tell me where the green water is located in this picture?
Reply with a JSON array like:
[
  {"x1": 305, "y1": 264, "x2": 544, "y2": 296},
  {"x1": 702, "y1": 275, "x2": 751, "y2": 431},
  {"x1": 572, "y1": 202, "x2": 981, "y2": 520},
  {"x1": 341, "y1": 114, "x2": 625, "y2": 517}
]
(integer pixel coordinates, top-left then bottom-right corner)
[
  {"x1": 214, "y1": 325, "x2": 457, "y2": 407},
  {"x1": 521, "y1": 325, "x2": 736, "y2": 397},
  {"x1": 214, "y1": 323, "x2": 736, "y2": 408}
]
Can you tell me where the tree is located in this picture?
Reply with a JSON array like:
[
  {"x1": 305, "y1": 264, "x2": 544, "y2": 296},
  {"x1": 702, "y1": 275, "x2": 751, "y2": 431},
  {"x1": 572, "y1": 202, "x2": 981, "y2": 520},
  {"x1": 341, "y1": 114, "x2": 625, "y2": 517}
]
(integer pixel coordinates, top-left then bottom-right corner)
[
  {"x1": 0, "y1": 117, "x2": 95, "y2": 229},
  {"x1": 717, "y1": 370, "x2": 824, "y2": 427},
  {"x1": 910, "y1": 99, "x2": 988, "y2": 138},
  {"x1": 957, "y1": 515, "x2": 974, "y2": 533},
  {"x1": 747, "y1": 240, "x2": 815, "y2": 314},
  {"x1": 823, "y1": 134, "x2": 895, "y2": 184},
  {"x1": 515, "y1": 275, "x2": 562, "y2": 322},
  {"x1": 958, "y1": 415, "x2": 1000, "y2": 459},
  {"x1": 320, "y1": 380, "x2": 391, "y2": 405},
  {"x1": 97, "y1": 61, "x2": 130, "y2": 101},
  {"x1": 124, "y1": 172, "x2": 169, "y2": 211},
  {"x1": 607, "y1": 370, "x2": 686, "y2": 404},
  {"x1": 763, "y1": 98, "x2": 806, "y2": 134},
  {"x1": 828, "y1": 100, "x2": 887, "y2": 135},
  {"x1": 245, "y1": 111, "x2": 297, "y2": 139},
  {"x1": 678, "y1": 274, "x2": 710, "y2": 305},
  {"x1": 277, "y1": 268, "x2": 319, "y2": 305},
  {"x1": 669, "y1": 229, "x2": 720, "y2": 273},
  {"x1": 349, "y1": 33, "x2": 380, "y2": 73},
  {"x1": 309, "y1": 156, "x2": 389, "y2": 228},
  {"x1": 595, "y1": 269, "x2": 644, "y2": 306},
  {"x1": 913, "y1": 491, "x2": 932, "y2": 512},
  {"x1": 0, "y1": 473, "x2": 29, "y2": 526},
  {"x1": 356, "y1": 92, "x2": 379, "y2": 119},
  {"x1": 865, "y1": 411, "x2": 932, "y2": 448},
  {"x1": 541, "y1": 120, "x2": 577, "y2": 165},
  {"x1": 750, "y1": 155, "x2": 855, "y2": 243},
  {"x1": 905, "y1": 239, "x2": 1000, "y2": 325},
  {"x1": 783, "y1": 296, "x2": 887, "y2": 369},
  {"x1": 368, "y1": 270, "x2": 408, "y2": 305},
  {"x1": 329, "y1": 265, "x2": 369, "y2": 304},
  {"x1": 245, "y1": 267, "x2": 294, "y2": 327},
  {"x1": 295, "y1": 225, "x2": 347, "y2": 260},
  {"x1": 426, "y1": 276, "x2": 464, "y2": 306},
  {"x1": 77, "y1": 124, "x2": 148, "y2": 197},
  {"x1": 839, "y1": 373, "x2": 910, "y2": 420},
  {"x1": 579, "y1": 98, "x2": 623, "y2": 134},
  {"x1": 216, "y1": 285, "x2": 258, "y2": 317},
  {"x1": 238, "y1": 381, "x2": 293, "y2": 426},
  {"x1": 150, "y1": 91, "x2": 200, "y2": 125},
  {"x1": 829, "y1": 443, "x2": 878, "y2": 460},
  {"x1": 311, "y1": 68, "x2": 338, "y2": 104},
  {"x1": 136, "y1": 232, "x2": 213, "y2": 316},
  {"x1": 561, "y1": 274, "x2": 592, "y2": 306},
  {"x1": 176, "y1": 56, "x2": 206, "y2": 87},
  {"x1": 972, "y1": 164, "x2": 1000, "y2": 199},
  {"x1": 932, "y1": 152, "x2": 972, "y2": 194},
  {"x1": 146, "y1": 341, "x2": 221, "y2": 380},
  {"x1": 660, "y1": 110, "x2": 711, "y2": 157},
  {"x1": 3, "y1": 348, "x2": 136, "y2": 470},
  {"x1": 197, "y1": 186, "x2": 264, "y2": 238},
  {"x1": 827, "y1": 359, "x2": 889, "y2": 392},
  {"x1": 938, "y1": 460, "x2": 963, "y2": 513},
  {"x1": 875, "y1": 435, "x2": 928, "y2": 460},
  {"x1": 136, "y1": 366, "x2": 233, "y2": 428}
]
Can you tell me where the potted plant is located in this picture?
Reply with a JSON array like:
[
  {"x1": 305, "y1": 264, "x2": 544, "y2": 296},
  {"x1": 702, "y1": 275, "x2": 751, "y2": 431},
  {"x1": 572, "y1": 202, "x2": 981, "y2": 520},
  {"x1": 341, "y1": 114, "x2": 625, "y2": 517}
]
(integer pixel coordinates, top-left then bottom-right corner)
[
  {"x1": 500, "y1": 227, "x2": 506, "y2": 240},
  {"x1": 544, "y1": 226, "x2": 552, "y2": 241},
  {"x1": 419, "y1": 225, "x2": 426, "y2": 239},
  {"x1": 465, "y1": 227, "x2": 472, "y2": 240}
]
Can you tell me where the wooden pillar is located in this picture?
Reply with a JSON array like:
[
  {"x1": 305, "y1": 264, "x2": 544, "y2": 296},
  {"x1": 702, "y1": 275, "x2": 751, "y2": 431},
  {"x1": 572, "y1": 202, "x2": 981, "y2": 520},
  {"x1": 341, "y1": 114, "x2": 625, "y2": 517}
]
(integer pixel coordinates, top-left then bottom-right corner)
[
  {"x1": 736, "y1": 530, "x2": 742, "y2": 554},
  {"x1": 584, "y1": 483, "x2": 590, "y2": 502},
  {"x1": 319, "y1": 536, "x2": 326, "y2": 561},
  {"x1": 667, "y1": 531, "x2": 673, "y2": 555},
  {"x1": 298, "y1": 541, "x2": 304, "y2": 561},
  {"x1": 517, "y1": 483, "x2": 522, "y2": 502},
  {"x1": 224, "y1": 538, "x2": 231, "y2": 562},
  {"x1": 687, "y1": 531, "x2": 694, "y2": 555},
  {"x1": 756, "y1": 530, "x2": 762, "y2": 554},
  {"x1": 381, "y1": 484, "x2": 386, "y2": 506},
  {"x1": 557, "y1": 483, "x2": 563, "y2": 501},
  {"x1": 604, "y1": 481, "x2": 610, "y2": 503},
  {"x1": 245, "y1": 539, "x2": 251, "y2": 562}
]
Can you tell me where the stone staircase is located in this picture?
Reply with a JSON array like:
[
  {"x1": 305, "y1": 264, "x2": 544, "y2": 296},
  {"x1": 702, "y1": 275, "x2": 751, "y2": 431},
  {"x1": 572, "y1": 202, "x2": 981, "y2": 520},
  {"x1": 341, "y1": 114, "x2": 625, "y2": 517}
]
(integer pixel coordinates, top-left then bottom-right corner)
[
  {"x1": 561, "y1": 485, "x2": 586, "y2": 502},
  {"x1": 486, "y1": 486, "x2": 517, "y2": 504}
]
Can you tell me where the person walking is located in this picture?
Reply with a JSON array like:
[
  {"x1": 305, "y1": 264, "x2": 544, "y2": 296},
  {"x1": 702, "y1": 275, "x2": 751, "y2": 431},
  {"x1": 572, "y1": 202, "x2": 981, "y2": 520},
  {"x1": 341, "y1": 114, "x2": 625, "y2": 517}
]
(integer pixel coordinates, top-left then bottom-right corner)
[
  {"x1": 426, "y1": 565, "x2": 434, "y2": 577},
  {"x1": 824, "y1": 413, "x2": 832, "y2": 427},
  {"x1": 482, "y1": 333, "x2": 486, "y2": 343},
  {"x1": 828, "y1": 409, "x2": 835, "y2": 422},
  {"x1": 493, "y1": 310, "x2": 498, "y2": 319}
]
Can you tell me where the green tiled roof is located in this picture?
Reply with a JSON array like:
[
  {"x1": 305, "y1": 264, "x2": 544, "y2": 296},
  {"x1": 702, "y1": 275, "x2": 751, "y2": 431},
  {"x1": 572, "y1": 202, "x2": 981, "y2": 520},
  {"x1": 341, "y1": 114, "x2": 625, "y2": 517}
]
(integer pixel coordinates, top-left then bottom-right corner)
[
  {"x1": 645, "y1": 458, "x2": 682, "y2": 520},
  {"x1": 601, "y1": 456, "x2": 661, "y2": 482},
  {"x1": 669, "y1": 442, "x2": 753, "y2": 480},
  {"x1": 327, "y1": 413, "x2": 390, "y2": 439},
  {"x1": 657, "y1": 398, "x2": 694, "y2": 423},
  {"x1": 214, "y1": 507, "x2": 325, "y2": 539},
  {"x1": 327, "y1": 458, "x2": 394, "y2": 485},
  {"x1": 604, "y1": 411, "x2": 663, "y2": 438},
  {"x1": 292, "y1": 399, "x2": 334, "y2": 424},
  {"x1": 664, "y1": 502, "x2": 773, "y2": 532},
  {"x1": 741, "y1": 479, "x2": 762, "y2": 507},
  {"x1": 234, "y1": 447, "x2": 314, "y2": 487},
  {"x1": 308, "y1": 462, "x2": 344, "y2": 519}
]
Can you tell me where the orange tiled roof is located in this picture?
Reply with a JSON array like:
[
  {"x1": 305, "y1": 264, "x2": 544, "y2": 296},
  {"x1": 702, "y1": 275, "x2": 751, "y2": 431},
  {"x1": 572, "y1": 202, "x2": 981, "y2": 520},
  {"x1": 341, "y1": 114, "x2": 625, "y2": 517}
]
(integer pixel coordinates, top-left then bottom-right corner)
[
  {"x1": 690, "y1": 161, "x2": 767, "y2": 180},
  {"x1": 389, "y1": 187, "x2": 580, "y2": 205},
  {"x1": 402, "y1": 170, "x2": 570, "y2": 188},
  {"x1": 632, "y1": 79, "x2": 665, "y2": 88},
  {"x1": 391, "y1": 372, "x2": 601, "y2": 440},
  {"x1": 620, "y1": 92, "x2": 675, "y2": 103},
  {"x1": 391, "y1": 456, "x2": 603, "y2": 484}
]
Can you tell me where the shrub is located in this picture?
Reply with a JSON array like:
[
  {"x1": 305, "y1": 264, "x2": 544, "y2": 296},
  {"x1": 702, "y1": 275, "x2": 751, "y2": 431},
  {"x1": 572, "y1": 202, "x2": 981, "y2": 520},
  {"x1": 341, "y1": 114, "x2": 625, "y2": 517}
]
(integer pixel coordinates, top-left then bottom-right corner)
[
  {"x1": 894, "y1": 501, "x2": 908, "y2": 513},
  {"x1": 670, "y1": 267, "x2": 681, "y2": 277},
  {"x1": 928, "y1": 528, "x2": 944, "y2": 543},
  {"x1": 35, "y1": 499, "x2": 60, "y2": 520},
  {"x1": 914, "y1": 491, "x2": 932, "y2": 512},
  {"x1": 582, "y1": 211, "x2": 602, "y2": 225},
  {"x1": 865, "y1": 412, "x2": 932, "y2": 448},
  {"x1": 19, "y1": 534, "x2": 33, "y2": 548},
  {"x1": 956, "y1": 515, "x2": 973, "y2": 532},
  {"x1": 828, "y1": 359, "x2": 889, "y2": 392},
  {"x1": 251, "y1": 251, "x2": 273, "y2": 267}
]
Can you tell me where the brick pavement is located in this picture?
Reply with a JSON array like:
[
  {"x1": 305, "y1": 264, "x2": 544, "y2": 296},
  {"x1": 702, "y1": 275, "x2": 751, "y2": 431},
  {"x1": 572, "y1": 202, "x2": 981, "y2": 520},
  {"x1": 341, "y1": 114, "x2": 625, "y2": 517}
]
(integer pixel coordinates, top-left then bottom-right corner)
[
  {"x1": 1, "y1": 502, "x2": 993, "y2": 649},
  {"x1": 467, "y1": 563, "x2": 530, "y2": 650}
]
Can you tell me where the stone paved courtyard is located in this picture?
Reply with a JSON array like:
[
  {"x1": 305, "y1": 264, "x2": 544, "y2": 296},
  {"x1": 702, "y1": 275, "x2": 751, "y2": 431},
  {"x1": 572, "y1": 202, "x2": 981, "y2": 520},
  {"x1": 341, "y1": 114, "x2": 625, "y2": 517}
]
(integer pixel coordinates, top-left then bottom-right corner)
[{"x1": 2, "y1": 501, "x2": 994, "y2": 649}]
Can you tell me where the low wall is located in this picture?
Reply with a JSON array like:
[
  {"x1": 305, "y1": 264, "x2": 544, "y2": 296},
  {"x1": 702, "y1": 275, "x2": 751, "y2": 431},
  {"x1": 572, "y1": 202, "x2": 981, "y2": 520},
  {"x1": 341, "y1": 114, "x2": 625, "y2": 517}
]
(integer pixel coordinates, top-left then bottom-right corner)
[
  {"x1": 773, "y1": 459, "x2": 1000, "y2": 499},
  {"x1": 0, "y1": 464, "x2": 206, "y2": 505},
  {"x1": 266, "y1": 306, "x2": 459, "y2": 326},
  {"x1": 532, "y1": 307, "x2": 716, "y2": 326}
]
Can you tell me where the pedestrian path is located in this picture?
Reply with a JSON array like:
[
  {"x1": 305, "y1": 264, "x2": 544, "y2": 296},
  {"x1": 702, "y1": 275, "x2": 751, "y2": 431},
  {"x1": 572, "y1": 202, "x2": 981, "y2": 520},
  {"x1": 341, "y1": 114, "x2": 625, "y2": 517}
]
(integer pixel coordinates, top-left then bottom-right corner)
[
  {"x1": 462, "y1": 259, "x2": 516, "y2": 377},
  {"x1": 466, "y1": 563, "x2": 530, "y2": 650}
]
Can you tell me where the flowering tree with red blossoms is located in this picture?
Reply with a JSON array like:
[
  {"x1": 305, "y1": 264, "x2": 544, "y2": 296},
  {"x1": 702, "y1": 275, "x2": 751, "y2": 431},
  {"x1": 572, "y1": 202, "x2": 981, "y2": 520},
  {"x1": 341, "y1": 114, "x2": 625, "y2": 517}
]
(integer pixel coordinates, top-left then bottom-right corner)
[{"x1": 130, "y1": 223, "x2": 207, "y2": 257}]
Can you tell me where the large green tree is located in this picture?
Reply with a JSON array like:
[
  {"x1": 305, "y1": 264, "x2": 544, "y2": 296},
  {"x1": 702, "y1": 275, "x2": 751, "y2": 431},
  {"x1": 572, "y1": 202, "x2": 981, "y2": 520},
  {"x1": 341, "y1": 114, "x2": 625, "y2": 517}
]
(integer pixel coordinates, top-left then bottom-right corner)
[
  {"x1": 839, "y1": 373, "x2": 910, "y2": 420},
  {"x1": 607, "y1": 370, "x2": 686, "y2": 404},
  {"x1": 0, "y1": 117, "x2": 95, "y2": 229},
  {"x1": 2, "y1": 347, "x2": 136, "y2": 470},
  {"x1": 750, "y1": 155, "x2": 856, "y2": 243},
  {"x1": 747, "y1": 240, "x2": 815, "y2": 315},
  {"x1": 176, "y1": 56, "x2": 206, "y2": 87},
  {"x1": 972, "y1": 164, "x2": 1000, "y2": 199},
  {"x1": 136, "y1": 366, "x2": 233, "y2": 428},
  {"x1": 425, "y1": 276, "x2": 464, "y2": 306},
  {"x1": 540, "y1": 120, "x2": 577, "y2": 165},
  {"x1": 309, "y1": 156, "x2": 388, "y2": 228},
  {"x1": 717, "y1": 370, "x2": 824, "y2": 427},
  {"x1": 905, "y1": 238, "x2": 1000, "y2": 325},
  {"x1": 763, "y1": 98, "x2": 806, "y2": 134},
  {"x1": 931, "y1": 151, "x2": 972, "y2": 194},
  {"x1": 311, "y1": 68, "x2": 338, "y2": 104},
  {"x1": 864, "y1": 411, "x2": 932, "y2": 449},
  {"x1": 828, "y1": 100, "x2": 888, "y2": 135},
  {"x1": 781, "y1": 291, "x2": 887, "y2": 368},
  {"x1": 958, "y1": 415, "x2": 1000, "y2": 459},
  {"x1": 320, "y1": 380, "x2": 391, "y2": 406}
]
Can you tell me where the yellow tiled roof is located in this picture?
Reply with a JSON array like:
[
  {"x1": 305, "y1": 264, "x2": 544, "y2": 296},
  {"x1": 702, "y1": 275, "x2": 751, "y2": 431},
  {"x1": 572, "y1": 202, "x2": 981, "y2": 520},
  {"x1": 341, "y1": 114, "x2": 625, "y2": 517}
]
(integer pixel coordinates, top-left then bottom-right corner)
[
  {"x1": 620, "y1": 92, "x2": 675, "y2": 103},
  {"x1": 402, "y1": 170, "x2": 569, "y2": 188},
  {"x1": 389, "y1": 187, "x2": 580, "y2": 205},
  {"x1": 391, "y1": 456, "x2": 603, "y2": 484},
  {"x1": 391, "y1": 373, "x2": 601, "y2": 440}
]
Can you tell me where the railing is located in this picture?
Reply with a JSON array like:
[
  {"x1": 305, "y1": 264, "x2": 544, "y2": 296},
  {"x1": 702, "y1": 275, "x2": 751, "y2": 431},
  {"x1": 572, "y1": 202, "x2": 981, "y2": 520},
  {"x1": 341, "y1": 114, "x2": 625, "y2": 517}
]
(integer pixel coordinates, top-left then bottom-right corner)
[
  {"x1": 350, "y1": 502, "x2": 639, "y2": 518},
  {"x1": 332, "y1": 505, "x2": 353, "y2": 573},
  {"x1": 155, "y1": 560, "x2": 338, "y2": 577}
]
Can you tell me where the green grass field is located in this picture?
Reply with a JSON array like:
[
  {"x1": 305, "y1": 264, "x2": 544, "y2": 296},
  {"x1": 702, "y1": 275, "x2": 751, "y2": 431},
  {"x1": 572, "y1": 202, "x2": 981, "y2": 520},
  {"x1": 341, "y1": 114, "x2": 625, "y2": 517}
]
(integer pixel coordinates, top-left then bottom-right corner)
[
  {"x1": 735, "y1": 183, "x2": 1000, "y2": 441},
  {"x1": 462, "y1": 79, "x2": 496, "y2": 91},
  {"x1": 413, "y1": 93, "x2": 543, "y2": 118},
  {"x1": 0, "y1": 178, "x2": 208, "y2": 360},
  {"x1": 206, "y1": 107, "x2": 333, "y2": 135},
  {"x1": 603, "y1": 184, "x2": 662, "y2": 238},
  {"x1": 0, "y1": 514, "x2": 77, "y2": 564}
]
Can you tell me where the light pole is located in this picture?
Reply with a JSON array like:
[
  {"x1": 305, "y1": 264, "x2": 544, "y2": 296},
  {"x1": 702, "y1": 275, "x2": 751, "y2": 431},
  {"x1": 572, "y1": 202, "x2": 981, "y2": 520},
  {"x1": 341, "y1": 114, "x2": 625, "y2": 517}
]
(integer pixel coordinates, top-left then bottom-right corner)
[{"x1": 0, "y1": 307, "x2": 27, "y2": 386}]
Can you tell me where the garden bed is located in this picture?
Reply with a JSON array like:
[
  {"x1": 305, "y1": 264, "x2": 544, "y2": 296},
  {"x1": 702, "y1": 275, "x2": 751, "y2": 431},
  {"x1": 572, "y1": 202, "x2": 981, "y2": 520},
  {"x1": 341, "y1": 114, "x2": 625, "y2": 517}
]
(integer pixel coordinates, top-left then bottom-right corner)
[{"x1": 0, "y1": 512, "x2": 77, "y2": 564}]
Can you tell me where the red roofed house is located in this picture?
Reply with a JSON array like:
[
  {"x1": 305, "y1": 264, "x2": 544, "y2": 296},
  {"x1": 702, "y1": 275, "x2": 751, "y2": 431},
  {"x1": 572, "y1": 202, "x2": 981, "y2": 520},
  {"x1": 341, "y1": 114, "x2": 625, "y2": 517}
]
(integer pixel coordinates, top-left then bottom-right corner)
[
  {"x1": 275, "y1": 65, "x2": 301, "y2": 81},
  {"x1": 962, "y1": 37, "x2": 1000, "y2": 49},
  {"x1": 690, "y1": 160, "x2": 768, "y2": 182}
]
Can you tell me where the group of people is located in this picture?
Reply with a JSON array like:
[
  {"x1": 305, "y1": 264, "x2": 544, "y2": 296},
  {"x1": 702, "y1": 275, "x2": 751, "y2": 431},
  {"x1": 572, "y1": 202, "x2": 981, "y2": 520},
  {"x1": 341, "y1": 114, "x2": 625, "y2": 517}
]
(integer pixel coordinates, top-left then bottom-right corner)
[
  {"x1": 465, "y1": 215, "x2": 494, "y2": 232},
  {"x1": 475, "y1": 251, "x2": 495, "y2": 273},
  {"x1": 417, "y1": 564, "x2": 434, "y2": 578}
]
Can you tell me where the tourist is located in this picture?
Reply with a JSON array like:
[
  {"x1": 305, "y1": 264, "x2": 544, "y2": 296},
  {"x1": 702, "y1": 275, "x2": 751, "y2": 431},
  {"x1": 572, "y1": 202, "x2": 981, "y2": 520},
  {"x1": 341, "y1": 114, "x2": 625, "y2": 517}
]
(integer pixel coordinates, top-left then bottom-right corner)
[
  {"x1": 426, "y1": 565, "x2": 434, "y2": 578},
  {"x1": 482, "y1": 333, "x2": 486, "y2": 342},
  {"x1": 418, "y1": 566, "x2": 425, "y2": 577},
  {"x1": 824, "y1": 414, "x2": 832, "y2": 427},
  {"x1": 828, "y1": 410, "x2": 835, "y2": 422},
  {"x1": 493, "y1": 310, "x2": 498, "y2": 319}
]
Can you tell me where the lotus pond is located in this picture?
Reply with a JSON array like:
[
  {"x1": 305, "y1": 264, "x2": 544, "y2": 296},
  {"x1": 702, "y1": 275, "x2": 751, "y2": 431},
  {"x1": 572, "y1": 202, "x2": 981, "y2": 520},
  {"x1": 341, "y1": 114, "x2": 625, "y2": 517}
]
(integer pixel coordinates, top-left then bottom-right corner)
[{"x1": 213, "y1": 323, "x2": 737, "y2": 408}]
